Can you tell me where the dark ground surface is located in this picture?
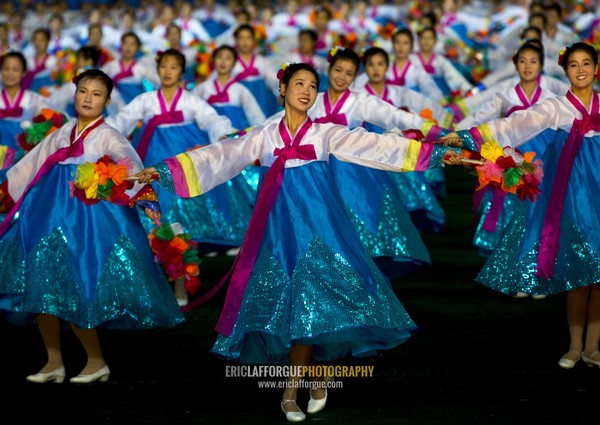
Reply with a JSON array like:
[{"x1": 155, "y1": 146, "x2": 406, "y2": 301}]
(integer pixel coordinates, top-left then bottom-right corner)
[{"x1": 2, "y1": 167, "x2": 598, "y2": 424}]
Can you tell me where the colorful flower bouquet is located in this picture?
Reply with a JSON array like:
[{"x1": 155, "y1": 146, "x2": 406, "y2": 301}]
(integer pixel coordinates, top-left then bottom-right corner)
[
  {"x1": 148, "y1": 222, "x2": 201, "y2": 295},
  {"x1": 18, "y1": 109, "x2": 68, "y2": 152},
  {"x1": 69, "y1": 155, "x2": 135, "y2": 205},
  {"x1": 459, "y1": 139, "x2": 544, "y2": 201}
]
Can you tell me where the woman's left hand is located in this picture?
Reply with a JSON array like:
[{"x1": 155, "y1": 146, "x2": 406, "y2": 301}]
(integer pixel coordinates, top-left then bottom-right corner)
[
  {"x1": 145, "y1": 208, "x2": 161, "y2": 226},
  {"x1": 130, "y1": 166, "x2": 159, "y2": 183},
  {"x1": 442, "y1": 149, "x2": 466, "y2": 165}
]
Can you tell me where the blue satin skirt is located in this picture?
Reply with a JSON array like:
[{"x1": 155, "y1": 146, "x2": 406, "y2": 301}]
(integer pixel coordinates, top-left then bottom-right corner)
[{"x1": 212, "y1": 162, "x2": 417, "y2": 364}]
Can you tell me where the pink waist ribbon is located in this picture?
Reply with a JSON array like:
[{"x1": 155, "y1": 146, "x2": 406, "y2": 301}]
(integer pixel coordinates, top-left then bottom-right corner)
[
  {"x1": 112, "y1": 67, "x2": 135, "y2": 87},
  {"x1": 536, "y1": 112, "x2": 600, "y2": 278},
  {"x1": 481, "y1": 186, "x2": 507, "y2": 232},
  {"x1": 182, "y1": 118, "x2": 316, "y2": 337},
  {"x1": 136, "y1": 111, "x2": 184, "y2": 162},
  {"x1": 0, "y1": 120, "x2": 103, "y2": 237},
  {"x1": 0, "y1": 107, "x2": 23, "y2": 118},
  {"x1": 314, "y1": 113, "x2": 347, "y2": 126}
]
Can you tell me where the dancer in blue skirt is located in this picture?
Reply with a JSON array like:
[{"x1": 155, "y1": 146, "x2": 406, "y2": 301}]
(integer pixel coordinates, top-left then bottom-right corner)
[
  {"x1": 0, "y1": 69, "x2": 184, "y2": 384},
  {"x1": 134, "y1": 62, "x2": 462, "y2": 421}
]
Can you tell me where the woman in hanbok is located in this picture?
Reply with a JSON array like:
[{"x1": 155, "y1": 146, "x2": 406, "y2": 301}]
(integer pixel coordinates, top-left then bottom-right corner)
[
  {"x1": 358, "y1": 46, "x2": 449, "y2": 233},
  {"x1": 413, "y1": 26, "x2": 473, "y2": 99},
  {"x1": 442, "y1": 43, "x2": 600, "y2": 370},
  {"x1": 231, "y1": 24, "x2": 281, "y2": 117},
  {"x1": 278, "y1": 29, "x2": 330, "y2": 93},
  {"x1": 0, "y1": 69, "x2": 184, "y2": 384},
  {"x1": 457, "y1": 42, "x2": 557, "y2": 270},
  {"x1": 193, "y1": 44, "x2": 266, "y2": 206},
  {"x1": 106, "y1": 49, "x2": 251, "y2": 255},
  {"x1": 380, "y1": 28, "x2": 447, "y2": 198},
  {"x1": 277, "y1": 47, "x2": 450, "y2": 275},
  {"x1": 101, "y1": 31, "x2": 159, "y2": 104},
  {"x1": 48, "y1": 46, "x2": 126, "y2": 119},
  {"x1": 133, "y1": 62, "x2": 461, "y2": 422},
  {"x1": 22, "y1": 28, "x2": 58, "y2": 95},
  {"x1": 0, "y1": 52, "x2": 48, "y2": 169}
]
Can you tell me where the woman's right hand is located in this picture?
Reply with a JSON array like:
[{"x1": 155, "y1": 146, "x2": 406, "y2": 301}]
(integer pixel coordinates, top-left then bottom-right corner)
[
  {"x1": 440, "y1": 132, "x2": 463, "y2": 148},
  {"x1": 130, "y1": 166, "x2": 159, "y2": 183}
]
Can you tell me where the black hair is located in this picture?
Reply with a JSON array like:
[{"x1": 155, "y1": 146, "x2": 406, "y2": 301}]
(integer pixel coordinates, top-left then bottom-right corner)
[
  {"x1": 392, "y1": 28, "x2": 414, "y2": 47},
  {"x1": 74, "y1": 69, "x2": 114, "y2": 98},
  {"x1": 279, "y1": 62, "x2": 320, "y2": 97},
  {"x1": 314, "y1": 5, "x2": 333, "y2": 20},
  {"x1": 234, "y1": 23, "x2": 255, "y2": 39},
  {"x1": 88, "y1": 22, "x2": 103, "y2": 35},
  {"x1": 121, "y1": 31, "x2": 141, "y2": 48},
  {"x1": 329, "y1": 47, "x2": 360, "y2": 72},
  {"x1": 362, "y1": 46, "x2": 389, "y2": 67},
  {"x1": 417, "y1": 26, "x2": 437, "y2": 41},
  {"x1": 421, "y1": 11, "x2": 437, "y2": 27},
  {"x1": 76, "y1": 46, "x2": 101, "y2": 67},
  {"x1": 527, "y1": 13, "x2": 546, "y2": 26},
  {"x1": 512, "y1": 41, "x2": 545, "y2": 66},
  {"x1": 156, "y1": 48, "x2": 186, "y2": 71},
  {"x1": 0, "y1": 51, "x2": 27, "y2": 72},
  {"x1": 547, "y1": 2, "x2": 562, "y2": 16},
  {"x1": 32, "y1": 27, "x2": 51, "y2": 42},
  {"x1": 166, "y1": 22, "x2": 182, "y2": 36},
  {"x1": 520, "y1": 26, "x2": 542, "y2": 41},
  {"x1": 559, "y1": 42, "x2": 599, "y2": 70},
  {"x1": 299, "y1": 29, "x2": 318, "y2": 43},
  {"x1": 212, "y1": 44, "x2": 238, "y2": 63}
]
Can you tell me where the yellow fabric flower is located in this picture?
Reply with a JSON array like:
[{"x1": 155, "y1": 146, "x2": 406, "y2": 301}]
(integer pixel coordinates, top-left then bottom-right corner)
[
  {"x1": 75, "y1": 162, "x2": 99, "y2": 199},
  {"x1": 480, "y1": 139, "x2": 503, "y2": 162}
]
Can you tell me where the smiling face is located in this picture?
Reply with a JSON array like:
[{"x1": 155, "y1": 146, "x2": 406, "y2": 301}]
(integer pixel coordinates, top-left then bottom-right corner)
[
  {"x1": 158, "y1": 54, "x2": 184, "y2": 88},
  {"x1": 515, "y1": 48, "x2": 542, "y2": 84},
  {"x1": 365, "y1": 53, "x2": 388, "y2": 85},
  {"x1": 281, "y1": 69, "x2": 318, "y2": 114},
  {"x1": 1, "y1": 56, "x2": 26, "y2": 88},
  {"x1": 565, "y1": 50, "x2": 598, "y2": 91},
  {"x1": 74, "y1": 77, "x2": 110, "y2": 121},
  {"x1": 328, "y1": 58, "x2": 357, "y2": 93}
]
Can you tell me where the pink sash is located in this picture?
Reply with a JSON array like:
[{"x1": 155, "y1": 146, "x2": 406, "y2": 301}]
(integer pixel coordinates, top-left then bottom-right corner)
[
  {"x1": 505, "y1": 81, "x2": 542, "y2": 117},
  {"x1": 364, "y1": 84, "x2": 394, "y2": 106},
  {"x1": 314, "y1": 89, "x2": 350, "y2": 126},
  {"x1": 417, "y1": 52, "x2": 435, "y2": 75},
  {"x1": 206, "y1": 78, "x2": 235, "y2": 104},
  {"x1": 389, "y1": 61, "x2": 411, "y2": 86},
  {"x1": 182, "y1": 118, "x2": 317, "y2": 337},
  {"x1": 22, "y1": 54, "x2": 48, "y2": 90},
  {"x1": 536, "y1": 91, "x2": 600, "y2": 278},
  {"x1": 0, "y1": 118, "x2": 104, "y2": 237},
  {"x1": 235, "y1": 55, "x2": 260, "y2": 81},
  {"x1": 137, "y1": 88, "x2": 184, "y2": 162},
  {"x1": 112, "y1": 60, "x2": 136, "y2": 86},
  {"x1": 0, "y1": 89, "x2": 24, "y2": 118}
]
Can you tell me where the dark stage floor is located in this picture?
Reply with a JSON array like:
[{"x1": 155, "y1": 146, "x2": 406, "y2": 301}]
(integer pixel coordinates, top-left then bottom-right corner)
[{"x1": 2, "y1": 167, "x2": 598, "y2": 424}]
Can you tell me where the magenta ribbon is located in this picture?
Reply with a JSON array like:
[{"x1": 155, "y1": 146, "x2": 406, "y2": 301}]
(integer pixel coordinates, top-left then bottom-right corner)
[
  {"x1": 287, "y1": 14, "x2": 297, "y2": 26},
  {"x1": 536, "y1": 91, "x2": 600, "y2": 278},
  {"x1": 183, "y1": 118, "x2": 316, "y2": 336},
  {"x1": 364, "y1": 83, "x2": 394, "y2": 106},
  {"x1": 0, "y1": 89, "x2": 24, "y2": 118},
  {"x1": 22, "y1": 55, "x2": 48, "y2": 90},
  {"x1": 313, "y1": 89, "x2": 350, "y2": 126},
  {"x1": 206, "y1": 78, "x2": 234, "y2": 104},
  {"x1": 482, "y1": 186, "x2": 507, "y2": 232},
  {"x1": 299, "y1": 53, "x2": 316, "y2": 70},
  {"x1": 136, "y1": 88, "x2": 184, "y2": 162},
  {"x1": 235, "y1": 56, "x2": 260, "y2": 81},
  {"x1": 112, "y1": 60, "x2": 136, "y2": 87},
  {"x1": 388, "y1": 61, "x2": 411, "y2": 86},
  {"x1": 505, "y1": 80, "x2": 541, "y2": 117},
  {"x1": 417, "y1": 52, "x2": 436, "y2": 75},
  {"x1": 0, "y1": 118, "x2": 104, "y2": 238}
]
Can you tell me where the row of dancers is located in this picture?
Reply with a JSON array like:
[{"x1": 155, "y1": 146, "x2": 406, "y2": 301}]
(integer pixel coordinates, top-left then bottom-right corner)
[{"x1": 1, "y1": 3, "x2": 599, "y2": 423}]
